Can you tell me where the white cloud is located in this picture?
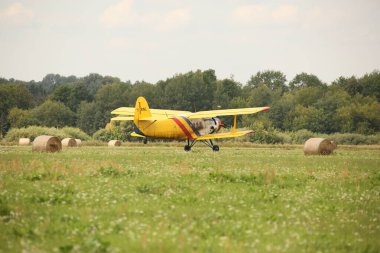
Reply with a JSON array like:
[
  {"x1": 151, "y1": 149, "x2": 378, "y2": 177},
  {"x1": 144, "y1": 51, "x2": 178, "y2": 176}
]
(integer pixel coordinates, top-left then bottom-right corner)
[
  {"x1": 100, "y1": 0, "x2": 191, "y2": 31},
  {"x1": 231, "y1": 4, "x2": 266, "y2": 24},
  {"x1": 107, "y1": 36, "x2": 158, "y2": 51},
  {"x1": 0, "y1": 2, "x2": 34, "y2": 25},
  {"x1": 158, "y1": 8, "x2": 191, "y2": 31},
  {"x1": 271, "y1": 5, "x2": 298, "y2": 21},
  {"x1": 99, "y1": 0, "x2": 137, "y2": 28},
  {"x1": 230, "y1": 4, "x2": 298, "y2": 25},
  {"x1": 108, "y1": 37, "x2": 133, "y2": 49}
]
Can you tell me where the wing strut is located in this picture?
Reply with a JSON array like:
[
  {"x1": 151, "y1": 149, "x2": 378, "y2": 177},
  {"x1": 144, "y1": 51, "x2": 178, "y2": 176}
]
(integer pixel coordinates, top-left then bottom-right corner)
[{"x1": 232, "y1": 115, "x2": 237, "y2": 133}]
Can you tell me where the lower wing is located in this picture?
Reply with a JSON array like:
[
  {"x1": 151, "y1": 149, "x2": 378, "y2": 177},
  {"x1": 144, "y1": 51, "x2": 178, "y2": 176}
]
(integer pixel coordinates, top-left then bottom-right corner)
[{"x1": 195, "y1": 130, "x2": 254, "y2": 140}]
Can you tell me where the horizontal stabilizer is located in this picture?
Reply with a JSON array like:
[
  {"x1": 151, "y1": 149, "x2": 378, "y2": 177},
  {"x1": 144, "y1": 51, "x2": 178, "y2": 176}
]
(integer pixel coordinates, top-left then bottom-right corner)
[
  {"x1": 196, "y1": 130, "x2": 255, "y2": 140},
  {"x1": 131, "y1": 132, "x2": 145, "y2": 138},
  {"x1": 111, "y1": 107, "x2": 135, "y2": 115},
  {"x1": 111, "y1": 116, "x2": 134, "y2": 121}
]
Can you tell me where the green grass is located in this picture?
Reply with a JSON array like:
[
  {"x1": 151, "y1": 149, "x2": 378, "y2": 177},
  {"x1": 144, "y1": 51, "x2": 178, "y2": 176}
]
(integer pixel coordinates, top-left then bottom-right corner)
[{"x1": 0, "y1": 145, "x2": 379, "y2": 253}]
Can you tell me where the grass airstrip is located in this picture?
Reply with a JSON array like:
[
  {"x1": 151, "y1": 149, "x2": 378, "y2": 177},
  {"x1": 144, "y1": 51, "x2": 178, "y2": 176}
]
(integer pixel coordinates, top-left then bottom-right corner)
[{"x1": 0, "y1": 144, "x2": 379, "y2": 252}]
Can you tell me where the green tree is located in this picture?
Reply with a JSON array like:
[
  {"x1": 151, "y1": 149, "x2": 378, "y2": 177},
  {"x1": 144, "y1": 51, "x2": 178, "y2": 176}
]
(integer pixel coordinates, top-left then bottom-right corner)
[
  {"x1": 158, "y1": 70, "x2": 217, "y2": 111},
  {"x1": 332, "y1": 71, "x2": 380, "y2": 101},
  {"x1": 336, "y1": 95, "x2": 380, "y2": 134},
  {"x1": 95, "y1": 82, "x2": 130, "y2": 110},
  {"x1": 76, "y1": 81, "x2": 132, "y2": 135},
  {"x1": 247, "y1": 84, "x2": 282, "y2": 107},
  {"x1": 50, "y1": 84, "x2": 72, "y2": 106},
  {"x1": 291, "y1": 86, "x2": 326, "y2": 107},
  {"x1": 30, "y1": 100, "x2": 76, "y2": 128},
  {"x1": 77, "y1": 101, "x2": 100, "y2": 134},
  {"x1": 229, "y1": 96, "x2": 249, "y2": 109},
  {"x1": 247, "y1": 70, "x2": 287, "y2": 91},
  {"x1": 315, "y1": 86, "x2": 350, "y2": 133},
  {"x1": 7, "y1": 108, "x2": 38, "y2": 128},
  {"x1": 82, "y1": 74, "x2": 122, "y2": 97},
  {"x1": 213, "y1": 79, "x2": 242, "y2": 109},
  {"x1": 268, "y1": 93, "x2": 296, "y2": 130},
  {"x1": 50, "y1": 83, "x2": 95, "y2": 112},
  {"x1": 292, "y1": 105, "x2": 327, "y2": 133},
  {"x1": 289, "y1": 72, "x2": 325, "y2": 89},
  {"x1": 0, "y1": 83, "x2": 33, "y2": 136},
  {"x1": 40, "y1": 74, "x2": 77, "y2": 94},
  {"x1": 359, "y1": 70, "x2": 380, "y2": 101},
  {"x1": 332, "y1": 76, "x2": 362, "y2": 96},
  {"x1": 128, "y1": 81, "x2": 156, "y2": 107}
]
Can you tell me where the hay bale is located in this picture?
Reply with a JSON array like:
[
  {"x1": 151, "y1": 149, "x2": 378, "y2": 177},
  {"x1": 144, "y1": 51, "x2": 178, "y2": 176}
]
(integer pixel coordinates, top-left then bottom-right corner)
[
  {"x1": 75, "y1": 139, "x2": 82, "y2": 146},
  {"x1": 19, "y1": 138, "x2": 31, "y2": 145},
  {"x1": 304, "y1": 138, "x2": 336, "y2": 155},
  {"x1": 108, "y1": 140, "x2": 121, "y2": 147},
  {"x1": 32, "y1": 135, "x2": 62, "y2": 153},
  {"x1": 61, "y1": 138, "x2": 77, "y2": 147}
]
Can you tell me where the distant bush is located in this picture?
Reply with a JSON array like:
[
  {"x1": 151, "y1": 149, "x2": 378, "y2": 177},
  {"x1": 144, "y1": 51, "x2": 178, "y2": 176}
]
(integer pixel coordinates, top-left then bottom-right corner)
[
  {"x1": 5, "y1": 126, "x2": 91, "y2": 142},
  {"x1": 61, "y1": 127, "x2": 91, "y2": 141},
  {"x1": 328, "y1": 133, "x2": 380, "y2": 145},
  {"x1": 289, "y1": 129, "x2": 316, "y2": 144},
  {"x1": 249, "y1": 128, "x2": 284, "y2": 144},
  {"x1": 93, "y1": 126, "x2": 130, "y2": 142},
  {"x1": 246, "y1": 127, "x2": 379, "y2": 145}
]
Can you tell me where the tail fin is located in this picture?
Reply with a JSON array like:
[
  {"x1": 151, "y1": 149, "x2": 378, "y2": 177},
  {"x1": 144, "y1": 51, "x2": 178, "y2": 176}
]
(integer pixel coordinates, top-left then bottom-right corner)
[{"x1": 134, "y1": 97, "x2": 152, "y2": 124}]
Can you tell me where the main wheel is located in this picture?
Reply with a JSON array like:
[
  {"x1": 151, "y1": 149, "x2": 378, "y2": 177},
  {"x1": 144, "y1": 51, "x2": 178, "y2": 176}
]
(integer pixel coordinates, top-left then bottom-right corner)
[
  {"x1": 184, "y1": 145, "x2": 191, "y2": 151},
  {"x1": 212, "y1": 145, "x2": 219, "y2": 152},
  {"x1": 143, "y1": 138, "x2": 148, "y2": 144}
]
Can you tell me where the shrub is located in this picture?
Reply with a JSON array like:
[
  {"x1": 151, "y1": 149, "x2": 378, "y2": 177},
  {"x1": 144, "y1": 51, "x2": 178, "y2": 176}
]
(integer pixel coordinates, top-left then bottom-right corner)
[
  {"x1": 62, "y1": 127, "x2": 91, "y2": 140},
  {"x1": 93, "y1": 126, "x2": 130, "y2": 142},
  {"x1": 328, "y1": 133, "x2": 380, "y2": 145},
  {"x1": 289, "y1": 129, "x2": 315, "y2": 144},
  {"x1": 4, "y1": 126, "x2": 90, "y2": 142},
  {"x1": 249, "y1": 128, "x2": 284, "y2": 144}
]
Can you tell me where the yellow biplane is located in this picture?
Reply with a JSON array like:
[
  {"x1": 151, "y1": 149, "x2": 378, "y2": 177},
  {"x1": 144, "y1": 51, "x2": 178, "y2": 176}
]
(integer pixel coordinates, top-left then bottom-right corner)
[{"x1": 111, "y1": 97, "x2": 269, "y2": 151}]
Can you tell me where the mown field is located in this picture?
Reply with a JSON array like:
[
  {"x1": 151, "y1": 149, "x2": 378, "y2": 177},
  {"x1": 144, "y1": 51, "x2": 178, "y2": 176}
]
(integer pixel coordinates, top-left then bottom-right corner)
[{"x1": 0, "y1": 144, "x2": 379, "y2": 253}]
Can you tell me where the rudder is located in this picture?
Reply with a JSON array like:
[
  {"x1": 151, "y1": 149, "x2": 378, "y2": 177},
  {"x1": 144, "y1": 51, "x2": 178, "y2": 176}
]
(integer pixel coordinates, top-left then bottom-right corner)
[{"x1": 134, "y1": 97, "x2": 152, "y2": 124}]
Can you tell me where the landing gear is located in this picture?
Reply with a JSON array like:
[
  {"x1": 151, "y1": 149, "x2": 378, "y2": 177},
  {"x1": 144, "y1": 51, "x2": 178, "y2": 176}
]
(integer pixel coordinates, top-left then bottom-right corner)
[
  {"x1": 183, "y1": 139, "x2": 220, "y2": 151},
  {"x1": 143, "y1": 138, "x2": 148, "y2": 144},
  {"x1": 184, "y1": 139, "x2": 194, "y2": 152}
]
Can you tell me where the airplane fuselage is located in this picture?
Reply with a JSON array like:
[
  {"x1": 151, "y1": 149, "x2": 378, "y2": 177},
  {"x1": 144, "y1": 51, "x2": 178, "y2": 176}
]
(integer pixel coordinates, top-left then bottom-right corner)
[{"x1": 135, "y1": 116, "x2": 222, "y2": 140}]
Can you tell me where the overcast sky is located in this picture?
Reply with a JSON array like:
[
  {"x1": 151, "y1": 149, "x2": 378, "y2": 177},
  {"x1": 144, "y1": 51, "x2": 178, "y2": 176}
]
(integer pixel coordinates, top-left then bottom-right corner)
[{"x1": 0, "y1": 0, "x2": 379, "y2": 84}]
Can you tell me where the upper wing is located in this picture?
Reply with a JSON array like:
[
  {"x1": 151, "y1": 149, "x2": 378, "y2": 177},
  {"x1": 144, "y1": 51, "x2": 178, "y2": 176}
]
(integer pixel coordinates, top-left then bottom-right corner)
[
  {"x1": 186, "y1": 107, "x2": 270, "y2": 119},
  {"x1": 196, "y1": 130, "x2": 254, "y2": 140},
  {"x1": 111, "y1": 107, "x2": 191, "y2": 117},
  {"x1": 150, "y1": 109, "x2": 192, "y2": 117}
]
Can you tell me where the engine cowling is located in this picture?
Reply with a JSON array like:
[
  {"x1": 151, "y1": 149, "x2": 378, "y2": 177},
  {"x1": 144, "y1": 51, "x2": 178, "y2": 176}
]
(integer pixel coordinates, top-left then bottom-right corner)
[{"x1": 190, "y1": 117, "x2": 222, "y2": 135}]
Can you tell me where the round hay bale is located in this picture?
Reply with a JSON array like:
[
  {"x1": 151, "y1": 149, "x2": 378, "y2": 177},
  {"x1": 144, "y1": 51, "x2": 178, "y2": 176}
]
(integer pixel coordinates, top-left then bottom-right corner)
[
  {"x1": 19, "y1": 138, "x2": 31, "y2": 145},
  {"x1": 75, "y1": 139, "x2": 82, "y2": 146},
  {"x1": 108, "y1": 140, "x2": 122, "y2": 147},
  {"x1": 330, "y1": 141, "x2": 337, "y2": 151},
  {"x1": 304, "y1": 138, "x2": 334, "y2": 155},
  {"x1": 32, "y1": 135, "x2": 62, "y2": 153},
  {"x1": 62, "y1": 138, "x2": 77, "y2": 147}
]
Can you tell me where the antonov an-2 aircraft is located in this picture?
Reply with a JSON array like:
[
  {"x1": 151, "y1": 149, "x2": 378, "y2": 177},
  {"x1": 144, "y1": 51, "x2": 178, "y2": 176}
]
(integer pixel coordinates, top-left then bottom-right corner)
[{"x1": 111, "y1": 97, "x2": 269, "y2": 151}]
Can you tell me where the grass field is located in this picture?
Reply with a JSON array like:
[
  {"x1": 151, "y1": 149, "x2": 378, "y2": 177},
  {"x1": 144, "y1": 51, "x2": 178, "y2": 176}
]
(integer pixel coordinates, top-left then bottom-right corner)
[{"x1": 0, "y1": 144, "x2": 379, "y2": 253}]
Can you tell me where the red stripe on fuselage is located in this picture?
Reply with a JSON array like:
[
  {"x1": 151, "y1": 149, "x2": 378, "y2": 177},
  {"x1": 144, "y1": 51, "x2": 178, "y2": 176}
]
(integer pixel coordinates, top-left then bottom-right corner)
[{"x1": 172, "y1": 117, "x2": 193, "y2": 139}]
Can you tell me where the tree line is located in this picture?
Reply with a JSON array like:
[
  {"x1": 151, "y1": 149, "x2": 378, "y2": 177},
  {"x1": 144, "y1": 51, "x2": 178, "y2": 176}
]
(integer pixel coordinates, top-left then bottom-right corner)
[{"x1": 0, "y1": 69, "x2": 379, "y2": 138}]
